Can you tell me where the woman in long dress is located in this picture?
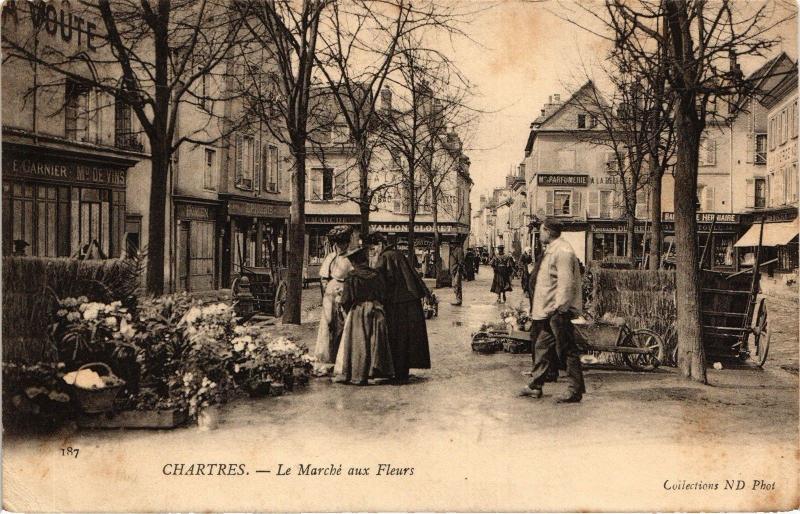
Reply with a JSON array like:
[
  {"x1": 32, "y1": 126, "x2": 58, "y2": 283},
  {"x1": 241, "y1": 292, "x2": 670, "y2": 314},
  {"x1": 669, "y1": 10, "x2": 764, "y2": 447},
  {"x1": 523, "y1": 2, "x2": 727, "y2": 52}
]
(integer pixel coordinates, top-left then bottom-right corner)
[
  {"x1": 333, "y1": 247, "x2": 394, "y2": 385},
  {"x1": 313, "y1": 226, "x2": 354, "y2": 374},
  {"x1": 490, "y1": 245, "x2": 515, "y2": 303}
]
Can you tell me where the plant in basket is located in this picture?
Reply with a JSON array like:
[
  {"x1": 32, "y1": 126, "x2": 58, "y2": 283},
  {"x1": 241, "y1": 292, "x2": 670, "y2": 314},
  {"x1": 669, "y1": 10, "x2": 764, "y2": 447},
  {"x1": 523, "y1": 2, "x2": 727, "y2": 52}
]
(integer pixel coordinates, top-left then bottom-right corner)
[
  {"x1": 62, "y1": 362, "x2": 126, "y2": 414},
  {"x1": 2, "y1": 361, "x2": 73, "y2": 431},
  {"x1": 50, "y1": 296, "x2": 140, "y2": 393}
]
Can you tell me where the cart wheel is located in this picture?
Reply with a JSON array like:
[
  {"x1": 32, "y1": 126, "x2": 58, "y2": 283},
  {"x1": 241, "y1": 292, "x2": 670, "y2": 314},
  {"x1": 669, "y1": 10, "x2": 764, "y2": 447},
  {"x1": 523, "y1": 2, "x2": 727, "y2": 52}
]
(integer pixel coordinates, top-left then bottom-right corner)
[
  {"x1": 274, "y1": 280, "x2": 288, "y2": 318},
  {"x1": 752, "y1": 299, "x2": 770, "y2": 367},
  {"x1": 620, "y1": 328, "x2": 663, "y2": 371},
  {"x1": 231, "y1": 277, "x2": 242, "y2": 296}
]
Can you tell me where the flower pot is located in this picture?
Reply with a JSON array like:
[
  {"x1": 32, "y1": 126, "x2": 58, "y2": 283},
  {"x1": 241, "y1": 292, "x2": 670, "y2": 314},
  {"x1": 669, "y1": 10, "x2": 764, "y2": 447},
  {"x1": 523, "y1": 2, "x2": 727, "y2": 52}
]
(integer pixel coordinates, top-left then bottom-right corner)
[{"x1": 197, "y1": 405, "x2": 220, "y2": 431}]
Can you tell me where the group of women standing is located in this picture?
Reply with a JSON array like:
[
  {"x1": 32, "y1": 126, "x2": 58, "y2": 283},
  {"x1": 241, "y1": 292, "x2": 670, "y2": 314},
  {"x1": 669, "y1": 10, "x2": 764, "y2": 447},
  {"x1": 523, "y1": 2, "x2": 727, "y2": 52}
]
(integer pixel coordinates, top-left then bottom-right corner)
[{"x1": 313, "y1": 226, "x2": 432, "y2": 386}]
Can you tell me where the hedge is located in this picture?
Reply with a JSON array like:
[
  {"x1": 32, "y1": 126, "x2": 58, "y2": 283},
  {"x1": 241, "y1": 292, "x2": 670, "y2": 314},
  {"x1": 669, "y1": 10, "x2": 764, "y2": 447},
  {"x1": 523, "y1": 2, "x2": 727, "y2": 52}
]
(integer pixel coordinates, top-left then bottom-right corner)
[{"x1": 2, "y1": 256, "x2": 143, "y2": 362}]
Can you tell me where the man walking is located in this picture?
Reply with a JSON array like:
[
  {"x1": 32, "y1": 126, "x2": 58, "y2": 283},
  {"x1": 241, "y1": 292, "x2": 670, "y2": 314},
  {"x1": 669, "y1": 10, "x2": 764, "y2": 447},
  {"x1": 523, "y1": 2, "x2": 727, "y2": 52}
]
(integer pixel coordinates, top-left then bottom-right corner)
[
  {"x1": 519, "y1": 219, "x2": 585, "y2": 403},
  {"x1": 450, "y1": 245, "x2": 465, "y2": 306}
]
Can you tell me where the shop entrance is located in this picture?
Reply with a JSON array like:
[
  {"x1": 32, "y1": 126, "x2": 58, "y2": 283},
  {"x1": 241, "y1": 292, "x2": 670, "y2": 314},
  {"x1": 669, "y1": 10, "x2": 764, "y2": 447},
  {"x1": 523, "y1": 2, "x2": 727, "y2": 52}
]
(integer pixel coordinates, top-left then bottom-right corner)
[{"x1": 177, "y1": 220, "x2": 215, "y2": 292}]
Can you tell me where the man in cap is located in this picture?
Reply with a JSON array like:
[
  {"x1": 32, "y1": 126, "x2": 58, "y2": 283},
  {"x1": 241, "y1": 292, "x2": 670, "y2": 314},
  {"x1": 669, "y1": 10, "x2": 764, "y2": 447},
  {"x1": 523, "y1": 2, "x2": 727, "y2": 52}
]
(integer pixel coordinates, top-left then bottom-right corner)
[{"x1": 519, "y1": 218, "x2": 585, "y2": 403}]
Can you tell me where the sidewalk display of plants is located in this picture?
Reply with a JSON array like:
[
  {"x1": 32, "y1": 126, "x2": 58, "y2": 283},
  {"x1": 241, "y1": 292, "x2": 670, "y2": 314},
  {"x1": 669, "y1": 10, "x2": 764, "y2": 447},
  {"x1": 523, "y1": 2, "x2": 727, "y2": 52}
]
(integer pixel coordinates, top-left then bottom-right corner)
[{"x1": 3, "y1": 291, "x2": 315, "y2": 431}]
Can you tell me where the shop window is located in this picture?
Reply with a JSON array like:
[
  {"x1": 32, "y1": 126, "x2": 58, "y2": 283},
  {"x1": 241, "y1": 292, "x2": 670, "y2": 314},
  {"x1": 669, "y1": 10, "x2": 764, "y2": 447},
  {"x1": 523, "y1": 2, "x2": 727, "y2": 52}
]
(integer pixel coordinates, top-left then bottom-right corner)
[
  {"x1": 65, "y1": 80, "x2": 90, "y2": 142},
  {"x1": 5, "y1": 183, "x2": 71, "y2": 257},
  {"x1": 235, "y1": 134, "x2": 255, "y2": 190},
  {"x1": 777, "y1": 242, "x2": 798, "y2": 271},
  {"x1": 307, "y1": 230, "x2": 328, "y2": 265},
  {"x1": 754, "y1": 134, "x2": 767, "y2": 164},
  {"x1": 71, "y1": 188, "x2": 110, "y2": 258},
  {"x1": 204, "y1": 148, "x2": 217, "y2": 190},
  {"x1": 262, "y1": 144, "x2": 279, "y2": 192},
  {"x1": 712, "y1": 234, "x2": 735, "y2": 267},
  {"x1": 592, "y1": 233, "x2": 627, "y2": 261}
]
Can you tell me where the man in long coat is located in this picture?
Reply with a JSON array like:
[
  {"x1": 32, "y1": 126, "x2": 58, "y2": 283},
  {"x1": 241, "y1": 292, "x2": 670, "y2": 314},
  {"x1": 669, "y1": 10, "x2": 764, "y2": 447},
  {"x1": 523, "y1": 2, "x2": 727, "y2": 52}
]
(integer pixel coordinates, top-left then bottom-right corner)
[
  {"x1": 367, "y1": 232, "x2": 431, "y2": 383},
  {"x1": 463, "y1": 249, "x2": 476, "y2": 281}
]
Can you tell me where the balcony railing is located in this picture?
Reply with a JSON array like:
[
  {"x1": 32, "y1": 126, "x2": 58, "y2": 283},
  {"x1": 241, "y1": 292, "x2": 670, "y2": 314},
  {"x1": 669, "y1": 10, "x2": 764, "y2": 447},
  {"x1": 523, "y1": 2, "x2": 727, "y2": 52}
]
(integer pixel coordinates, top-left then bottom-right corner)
[{"x1": 115, "y1": 133, "x2": 145, "y2": 152}]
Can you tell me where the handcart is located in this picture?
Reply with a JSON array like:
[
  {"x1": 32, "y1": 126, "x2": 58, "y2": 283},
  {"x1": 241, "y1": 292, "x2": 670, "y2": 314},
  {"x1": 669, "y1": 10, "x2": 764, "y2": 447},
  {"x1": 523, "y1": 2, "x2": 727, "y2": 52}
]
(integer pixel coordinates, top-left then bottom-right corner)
[
  {"x1": 471, "y1": 315, "x2": 664, "y2": 371},
  {"x1": 231, "y1": 231, "x2": 288, "y2": 318}
]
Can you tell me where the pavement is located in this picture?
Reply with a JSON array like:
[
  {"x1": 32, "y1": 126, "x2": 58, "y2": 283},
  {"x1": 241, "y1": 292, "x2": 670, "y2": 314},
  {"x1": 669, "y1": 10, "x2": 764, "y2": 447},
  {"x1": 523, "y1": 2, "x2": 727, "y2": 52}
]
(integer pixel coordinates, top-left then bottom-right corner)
[{"x1": 3, "y1": 270, "x2": 798, "y2": 512}]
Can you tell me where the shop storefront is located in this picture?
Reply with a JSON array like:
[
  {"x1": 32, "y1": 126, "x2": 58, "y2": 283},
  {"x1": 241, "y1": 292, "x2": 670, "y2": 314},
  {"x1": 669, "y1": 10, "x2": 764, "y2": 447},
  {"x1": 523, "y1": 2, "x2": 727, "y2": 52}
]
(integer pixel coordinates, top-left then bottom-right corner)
[
  {"x1": 174, "y1": 200, "x2": 220, "y2": 292},
  {"x1": 2, "y1": 143, "x2": 133, "y2": 259},
  {"x1": 220, "y1": 197, "x2": 290, "y2": 288},
  {"x1": 662, "y1": 212, "x2": 742, "y2": 271},
  {"x1": 305, "y1": 214, "x2": 361, "y2": 266},
  {"x1": 737, "y1": 208, "x2": 799, "y2": 275}
]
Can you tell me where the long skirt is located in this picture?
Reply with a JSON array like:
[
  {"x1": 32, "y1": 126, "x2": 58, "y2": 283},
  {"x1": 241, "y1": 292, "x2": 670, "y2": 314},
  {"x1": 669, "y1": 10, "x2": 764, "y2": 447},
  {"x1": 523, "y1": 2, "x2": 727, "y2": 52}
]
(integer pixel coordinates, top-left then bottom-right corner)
[
  {"x1": 490, "y1": 270, "x2": 513, "y2": 293},
  {"x1": 314, "y1": 279, "x2": 345, "y2": 364},
  {"x1": 384, "y1": 299, "x2": 431, "y2": 377},
  {"x1": 333, "y1": 301, "x2": 394, "y2": 384}
]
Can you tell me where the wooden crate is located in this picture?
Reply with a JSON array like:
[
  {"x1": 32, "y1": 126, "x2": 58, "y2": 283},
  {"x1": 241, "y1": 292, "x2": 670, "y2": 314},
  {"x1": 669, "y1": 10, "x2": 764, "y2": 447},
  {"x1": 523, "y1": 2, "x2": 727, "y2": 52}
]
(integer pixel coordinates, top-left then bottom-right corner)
[{"x1": 78, "y1": 408, "x2": 187, "y2": 429}]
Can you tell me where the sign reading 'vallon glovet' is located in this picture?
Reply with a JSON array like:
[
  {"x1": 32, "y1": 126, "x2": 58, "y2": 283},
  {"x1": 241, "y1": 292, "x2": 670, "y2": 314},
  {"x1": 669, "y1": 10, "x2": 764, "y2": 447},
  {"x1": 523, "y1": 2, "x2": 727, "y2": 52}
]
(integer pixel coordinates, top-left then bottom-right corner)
[
  {"x1": 3, "y1": 156, "x2": 127, "y2": 187},
  {"x1": 537, "y1": 174, "x2": 589, "y2": 187}
]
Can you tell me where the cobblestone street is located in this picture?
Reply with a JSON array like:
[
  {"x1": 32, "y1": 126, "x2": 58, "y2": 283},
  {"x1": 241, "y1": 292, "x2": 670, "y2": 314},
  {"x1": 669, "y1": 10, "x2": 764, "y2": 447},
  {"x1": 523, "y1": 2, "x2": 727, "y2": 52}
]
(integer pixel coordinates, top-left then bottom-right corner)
[{"x1": 4, "y1": 270, "x2": 798, "y2": 512}]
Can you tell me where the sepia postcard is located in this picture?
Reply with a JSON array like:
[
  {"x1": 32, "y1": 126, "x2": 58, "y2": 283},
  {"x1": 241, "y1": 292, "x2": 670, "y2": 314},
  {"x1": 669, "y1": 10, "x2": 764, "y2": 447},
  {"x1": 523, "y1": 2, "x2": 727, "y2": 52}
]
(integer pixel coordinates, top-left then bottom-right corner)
[{"x1": 1, "y1": 0, "x2": 798, "y2": 511}]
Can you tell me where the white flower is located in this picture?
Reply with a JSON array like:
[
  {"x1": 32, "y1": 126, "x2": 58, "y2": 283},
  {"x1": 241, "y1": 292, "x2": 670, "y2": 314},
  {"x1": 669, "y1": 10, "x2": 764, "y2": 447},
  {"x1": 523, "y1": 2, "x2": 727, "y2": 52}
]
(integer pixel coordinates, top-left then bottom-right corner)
[
  {"x1": 77, "y1": 296, "x2": 88, "y2": 304},
  {"x1": 104, "y1": 316, "x2": 118, "y2": 328},
  {"x1": 233, "y1": 341, "x2": 245, "y2": 352},
  {"x1": 67, "y1": 312, "x2": 81, "y2": 322},
  {"x1": 57, "y1": 309, "x2": 68, "y2": 317},
  {"x1": 83, "y1": 308, "x2": 99, "y2": 320},
  {"x1": 247, "y1": 342, "x2": 258, "y2": 353},
  {"x1": 234, "y1": 364, "x2": 240, "y2": 373}
]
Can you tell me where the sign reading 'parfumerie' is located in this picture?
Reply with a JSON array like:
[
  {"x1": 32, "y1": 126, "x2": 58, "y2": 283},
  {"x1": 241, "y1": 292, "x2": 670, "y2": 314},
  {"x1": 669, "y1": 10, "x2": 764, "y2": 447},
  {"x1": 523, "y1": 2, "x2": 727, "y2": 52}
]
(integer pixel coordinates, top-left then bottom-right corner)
[{"x1": 537, "y1": 174, "x2": 589, "y2": 187}]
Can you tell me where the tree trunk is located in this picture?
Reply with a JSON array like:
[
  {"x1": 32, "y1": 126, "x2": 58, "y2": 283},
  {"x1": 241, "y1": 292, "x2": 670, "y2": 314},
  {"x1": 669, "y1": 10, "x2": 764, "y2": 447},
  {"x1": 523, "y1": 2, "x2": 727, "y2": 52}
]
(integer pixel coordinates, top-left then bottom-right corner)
[
  {"x1": 432, "y1": 191, "x2": 443, "y2": 287},
  {"x1": 648, "y1": 157, "x2": 664, "y2": 270},
  {"x1": 407, "y1": 211, "x2": 416, "y2": 264},
  {"x1": 358, "y1": 154, "x2": 370, "y2": 242},
  {"x1": 626, "y1": 211, "x2": 636, "y2": 266},
  {"x1": 674, "y1": 101, "x2": 707, "y2": 383},
  {"x1": 283, "y1": 141, "x2": 306, "y2": 325},
  {"x1": 145, "y1": 143, "x2": 168, "y2": 295}
]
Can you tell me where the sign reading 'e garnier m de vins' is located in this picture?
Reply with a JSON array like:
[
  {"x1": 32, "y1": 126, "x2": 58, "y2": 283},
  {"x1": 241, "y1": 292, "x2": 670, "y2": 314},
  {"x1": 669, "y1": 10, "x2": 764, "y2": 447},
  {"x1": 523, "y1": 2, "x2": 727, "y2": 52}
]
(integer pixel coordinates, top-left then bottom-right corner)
[
  {"x1": 4, "y1": 156, "x2": 127, "y2": 187},
  {"x1": 537, "y1": 174, "x2": 589, "y2": 187}
]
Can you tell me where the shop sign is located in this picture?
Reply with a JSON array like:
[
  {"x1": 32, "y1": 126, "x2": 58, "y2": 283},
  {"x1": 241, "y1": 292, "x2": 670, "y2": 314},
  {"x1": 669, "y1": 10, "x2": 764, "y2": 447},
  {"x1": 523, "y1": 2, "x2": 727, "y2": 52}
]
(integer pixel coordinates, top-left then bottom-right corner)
[
  {"x1": 3, "y1": 156, "x2": 126, "y2": 187},
  {"x1": 176, "y1": 204, "x2": 213, "y2": 220},
  {"x1": 590, "y1": 223, "x2": 650, "y2": 234},
  {"x1": 227, "y1": 200, "x2": 290, "y2": 219},
  {"x1": 3, "y1": 1, "x2": 100, "y2": 52},
  {"x1": 371, "y1": 223, "x2": 468, "y2": 234},
  {"x1": 662, "y1": 212, "x2": 739, "y2": 224},
  {"x1": 306, "y1": 215, "x2": 359, "y2": 225},
  {"x1": 537, "y1": 174, "x2": 589, "y2": 187}
]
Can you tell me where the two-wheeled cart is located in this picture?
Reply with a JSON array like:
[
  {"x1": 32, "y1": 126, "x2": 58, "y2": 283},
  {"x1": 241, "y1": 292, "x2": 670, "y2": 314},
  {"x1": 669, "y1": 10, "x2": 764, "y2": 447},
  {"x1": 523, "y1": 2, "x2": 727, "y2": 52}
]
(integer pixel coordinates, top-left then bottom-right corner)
[
  {"x1": 471, "y1": 316, "x2": 664, "y2": 371},
  {"x1": 231, "y1": 231, "x2": 288, "y2": 319}
]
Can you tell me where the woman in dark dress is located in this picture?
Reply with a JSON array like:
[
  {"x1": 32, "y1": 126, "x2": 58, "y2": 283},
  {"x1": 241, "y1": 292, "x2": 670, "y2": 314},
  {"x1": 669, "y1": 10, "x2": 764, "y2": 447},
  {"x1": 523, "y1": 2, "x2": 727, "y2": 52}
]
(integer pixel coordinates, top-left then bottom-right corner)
[
  {"x1": 490, "y1": 245, "x2": 515, "y2": 303},
  {"x1": 366, "y1": 232, "x2": 431, "y2": 384},
  {"x1": 519, "y1": 247, "x2": 533, "y2": 298},
  {"x1": 333, "y1": 247, "x2": 394, "y2": 385},
  {"x1": 463, "y1": 249, "x2": 476, "y2": 281}
]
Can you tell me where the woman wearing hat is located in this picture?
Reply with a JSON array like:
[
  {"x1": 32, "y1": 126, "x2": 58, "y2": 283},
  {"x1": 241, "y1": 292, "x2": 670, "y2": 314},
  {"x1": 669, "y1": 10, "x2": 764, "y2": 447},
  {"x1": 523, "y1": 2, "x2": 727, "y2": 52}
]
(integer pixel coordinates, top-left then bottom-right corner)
[
  {"x1": 313, "y1": 225, "x2": 354, "y2": 374},
  {"x1": 333, "y1": 247, "x2": 394, "y2": 385},
  {"x1": 489, "y1": 245, "x2": 515, "y2": 303}
]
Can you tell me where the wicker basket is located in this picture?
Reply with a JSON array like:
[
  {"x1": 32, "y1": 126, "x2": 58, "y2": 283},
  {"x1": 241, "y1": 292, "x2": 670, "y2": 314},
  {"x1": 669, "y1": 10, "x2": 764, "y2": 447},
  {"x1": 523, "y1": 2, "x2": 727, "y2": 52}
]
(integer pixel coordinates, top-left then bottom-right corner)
[{"x1": 67, "y1": 362, "x2": 125, "y2": 414}]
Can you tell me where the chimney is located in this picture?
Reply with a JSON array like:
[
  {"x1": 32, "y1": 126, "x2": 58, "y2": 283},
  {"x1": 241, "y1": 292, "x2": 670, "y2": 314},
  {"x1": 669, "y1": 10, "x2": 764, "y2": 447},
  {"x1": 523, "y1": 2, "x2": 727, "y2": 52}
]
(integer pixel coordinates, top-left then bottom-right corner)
[{"x1": 380, "y1": 86, "x2": 392, "y2": 110}]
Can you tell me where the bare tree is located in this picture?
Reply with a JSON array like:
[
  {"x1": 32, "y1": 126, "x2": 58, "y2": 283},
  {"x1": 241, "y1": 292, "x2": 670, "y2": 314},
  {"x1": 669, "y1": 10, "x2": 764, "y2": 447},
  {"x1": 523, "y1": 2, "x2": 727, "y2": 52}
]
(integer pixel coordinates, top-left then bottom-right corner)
[
  {"x1": 2, "y1": 0, "x2": 247, "y2": 294},
  {"x1": 233, "y1": 0, "x2": 330, "y2": 324},
  {"x1": 607, "y1": 0, "x2": 790, "y2": 382}
]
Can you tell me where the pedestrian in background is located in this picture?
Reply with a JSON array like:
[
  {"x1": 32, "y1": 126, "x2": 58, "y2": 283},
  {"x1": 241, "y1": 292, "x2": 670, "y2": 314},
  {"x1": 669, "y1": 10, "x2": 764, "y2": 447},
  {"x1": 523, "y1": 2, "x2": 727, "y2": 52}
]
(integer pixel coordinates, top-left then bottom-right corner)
[
  {"x1": 519, "y1": 247, "x2": 533, "y2": 298},
  {"x1": 489, "y1": 245, "x2": 514, "y2": 303},
  {"x1": 463, "y1": 249, "x2": 476, "y2": 281},
  {"x1": 519, "y1": 219, "x2": 585, "y2": 403},
  {"x1": 367, "y1": 232, "x2": 432, "y2": 384},
  {"x1": 450, "y1": 245, "x2": 465, "y2": 306}
]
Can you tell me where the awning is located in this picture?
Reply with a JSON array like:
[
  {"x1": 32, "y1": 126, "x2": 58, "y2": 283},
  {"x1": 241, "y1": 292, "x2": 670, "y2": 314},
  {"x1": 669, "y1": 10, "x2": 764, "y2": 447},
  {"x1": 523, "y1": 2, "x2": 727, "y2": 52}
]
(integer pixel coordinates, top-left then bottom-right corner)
[{"x1": 734, "y1": 220, "x2": 799, "y2": 247}]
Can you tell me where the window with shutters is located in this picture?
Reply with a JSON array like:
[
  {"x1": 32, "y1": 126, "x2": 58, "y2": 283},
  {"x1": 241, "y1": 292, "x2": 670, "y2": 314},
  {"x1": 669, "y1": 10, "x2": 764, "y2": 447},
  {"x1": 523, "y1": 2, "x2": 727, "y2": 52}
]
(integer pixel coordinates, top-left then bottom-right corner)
[
  {"x1": 753, "y1": 178, "x2": 766, "y2": 208},
  {"x1": 604, "y1": 151, "x2": 617, "y2": 173},
  {"x1": 698, "y1": 186, "x2": 715, "y2": 211},
  {"x1": 235, "y1": 134, "x2": 255, "y2": 190},
  {"x1": 204, "y1": 148, "x2": 217, "y2": 190},
  {"x1": 588, "y1": 191, "x2": 599, "y2": 218},
  {"x1": 698, "y1": 137, "x2": 716, "y2": 166},
  {"x1": 65, "y1": 80, "x2": 90, "y2": 142},
  {"x1": 768, "y1": 117, "x2": 775, "y2": 150},
  {"x1": 782, "y1": 109, "x2": 788, "y2": 144},
  {"x1": 262, "y1": 144, "x2": 279, "y2": 192},
  {"x1": 635, "y1": 189, "x2": 648, "y2": 219},
  {"x1": 554, "y1": 190, "x2": 571, "y2": 216},
  {"x1": 754, "y1": 134, "x2": 767, "y2": 164},
  {"x1": 599, "y1": 190, "x2": 614, "y2": 218},
  {"x1": 792, "y1": 101, "x2": 798, "y2": 139}
]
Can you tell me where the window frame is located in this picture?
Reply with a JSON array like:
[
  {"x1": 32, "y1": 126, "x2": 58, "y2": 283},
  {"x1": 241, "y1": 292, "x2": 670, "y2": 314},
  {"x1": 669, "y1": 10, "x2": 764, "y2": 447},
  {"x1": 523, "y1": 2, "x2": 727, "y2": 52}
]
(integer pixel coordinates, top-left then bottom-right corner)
[
  {"x1": 553, "y1": 189, "x2": 572, "y2": 217},
  {"x1": 754, "y1": 133, "x2": 767, "y2": 164},
  {"x1": 203, "y1": 148, "x2": 217, "y2": 191}
]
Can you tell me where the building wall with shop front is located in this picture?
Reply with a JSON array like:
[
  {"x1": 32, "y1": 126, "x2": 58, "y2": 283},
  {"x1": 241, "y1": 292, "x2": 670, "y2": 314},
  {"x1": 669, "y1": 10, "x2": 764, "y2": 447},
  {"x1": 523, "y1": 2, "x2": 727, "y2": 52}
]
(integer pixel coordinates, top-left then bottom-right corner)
[{"x1": 1, "y1": 1, "x2": 151, "y2": 263}]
